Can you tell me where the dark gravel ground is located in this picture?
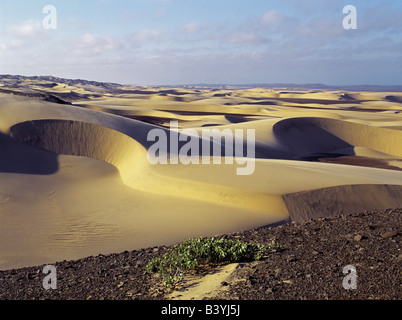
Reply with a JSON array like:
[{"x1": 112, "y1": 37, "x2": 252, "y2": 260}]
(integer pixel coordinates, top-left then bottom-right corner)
[{"x1": 0, "y1": 208, "x2": 400, "y2": 301}]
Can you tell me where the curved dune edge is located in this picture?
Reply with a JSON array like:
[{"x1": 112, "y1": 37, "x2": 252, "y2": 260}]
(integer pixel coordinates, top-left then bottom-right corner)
[
  {"x1": 191, "y1": 115, "x2": 402, "y2": 162},
  {"x1": 273, "y1": 117, "x2": 402, "y2": 158},
  {"x1": 8, "y1": 116, "x2": 402, "y2": 217},
  {"x1": 8, "y1": 119, "x2": 288, "y2": 215},
  {"x1": 10, "y1": 120, "x2": 147, "y2": 179},
  {"x1": 283, "y1": 184, "x2": 402, "y2": 223},
  {"x1": 0, "y1": 96, "x2": 290, "y2": 217}
]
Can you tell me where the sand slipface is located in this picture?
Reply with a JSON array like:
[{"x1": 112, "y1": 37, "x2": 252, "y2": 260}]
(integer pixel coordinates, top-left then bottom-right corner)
[
  {"x1": 0, "y1": 76, "x2": 402, "y2": 270},
  {"x1": 283, "y1": 184, "x2": 402, "y2": 223}
]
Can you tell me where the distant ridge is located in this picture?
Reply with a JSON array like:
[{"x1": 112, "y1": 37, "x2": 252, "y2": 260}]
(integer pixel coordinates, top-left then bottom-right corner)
[
  {"x1": 0, "y1": 74, "x2": 122, "y2": 90},
  {"x1": 180, "y1": 83, "x2": 402, "y2": 92},
  {"x1": 1, "y1": 74, "x2": 402, "y2": 92}
]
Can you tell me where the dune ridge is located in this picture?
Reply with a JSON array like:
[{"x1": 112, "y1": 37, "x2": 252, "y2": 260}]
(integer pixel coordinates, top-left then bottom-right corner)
[
  {"x1": 273, "y1": 117, "x2": 402, "y2": 159},
  {"x1": 8, "y1": 119, "x2": 284, "y2": 214}
]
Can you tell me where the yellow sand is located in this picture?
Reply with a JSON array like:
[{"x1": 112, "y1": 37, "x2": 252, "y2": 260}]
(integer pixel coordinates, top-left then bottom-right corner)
[{"x1": 1, "y1": 82, "x2": 402, "y2": 270}]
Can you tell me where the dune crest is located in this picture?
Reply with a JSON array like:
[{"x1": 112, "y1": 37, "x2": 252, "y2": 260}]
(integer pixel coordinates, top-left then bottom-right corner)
[{"x1": 273, "y1": 117, "x2": 402, "y2": 159}]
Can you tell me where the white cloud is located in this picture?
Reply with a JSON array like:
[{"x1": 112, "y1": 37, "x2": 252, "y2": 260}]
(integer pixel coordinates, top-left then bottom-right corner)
[
  {"x1": 7, "y1": 19, "x2": 45, "y2": 38},
  {"x1": 0, "y1": 39, "x2": 25, "y2": 51},
  {"x1": 227, "y1": 32, "x2": 265, "y2": 44},
  {"x1": 128, "y1": 29, "x2": 166, "y2": 47},
  {"x1": 51, "y1": 33, "x2": 121, "y2": 59},
  {"x1": 260, "y1": 10, "x2": 283, "y2": 24},
  {"x1": 77, "y1": 34, "x2": 112, "y2": 48},
  {"x1": 181, "y1": 22, "x2": 200, "y2": 34},
  {"x1": 81, "y1": 34, "x2": 118, "y2": 53},
  {"x1": 1, "y1": 19, "x2": 49, "y2": 51}
]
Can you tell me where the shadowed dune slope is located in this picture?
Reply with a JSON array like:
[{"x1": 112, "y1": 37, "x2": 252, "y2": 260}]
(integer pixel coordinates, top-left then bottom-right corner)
[
  {"x1": 0, "y1": 132, "x2": 59, "y2": 174},
  {"x1": 283, "y1": 184, "x2": 402, "y2": 223},
  {"x1": 273, "y1": 117, "x2": 402, "y2": 159},
  {"x1": 9, "y1": 120, "x2": 147, "y2": 180}
]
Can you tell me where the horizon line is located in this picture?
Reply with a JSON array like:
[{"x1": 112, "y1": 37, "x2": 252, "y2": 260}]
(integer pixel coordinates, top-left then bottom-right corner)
[{"x1": 1, "y1": 74, "x2": 402, "y2": 92}]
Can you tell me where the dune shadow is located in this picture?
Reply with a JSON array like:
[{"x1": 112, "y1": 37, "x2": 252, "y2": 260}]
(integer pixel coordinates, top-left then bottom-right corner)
[
  {"x1": 8, "y1": 120, "x2": 146, "y2": 177},
  {"x1": 272, "y1": 118, "x2": 355, "y2": 160},
  {"x1": 224, "y1": 115, "x2": 253, "y2": 124},
  {"x1": 0, "y1": 132, "x2": 59, "y2": 175}
]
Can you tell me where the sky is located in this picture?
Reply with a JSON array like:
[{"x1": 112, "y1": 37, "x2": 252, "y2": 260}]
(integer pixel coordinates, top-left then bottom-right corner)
[{"x1": 0, "y1": 0, "x2": 402, "y2": 86}]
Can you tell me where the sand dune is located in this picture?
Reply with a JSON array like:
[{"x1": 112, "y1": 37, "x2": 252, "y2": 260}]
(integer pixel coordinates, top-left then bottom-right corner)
[
  {"x1": 1, "y1": 76, "x2": 402, "y2": 270},
  {"x1": 284, "y1": 184, "x2": 402, "y2": 223},
  {"x1": 272, "y1": 117, "x2": 402, "y2": 159}
]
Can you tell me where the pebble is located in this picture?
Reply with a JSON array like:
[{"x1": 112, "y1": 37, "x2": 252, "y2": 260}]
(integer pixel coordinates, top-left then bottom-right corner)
[{"x1": 381, "y1": 230, "x2": 399, "y2": 239}]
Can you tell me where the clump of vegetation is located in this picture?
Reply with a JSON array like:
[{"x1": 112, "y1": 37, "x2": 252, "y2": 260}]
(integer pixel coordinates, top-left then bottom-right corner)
[{"x1": 145, "y1": 236, "x2": 281, "y2": 287}]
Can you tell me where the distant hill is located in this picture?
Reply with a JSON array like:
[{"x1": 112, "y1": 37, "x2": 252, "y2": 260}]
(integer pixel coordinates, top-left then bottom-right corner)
[
  {"x1": 0, "y1": 74, "x2": 122, "y2": 91},
  {"x1": 180, "y1": 83, "x2": 402, "y2": 92},
  {"x1": 1, "y1": 74, "x2": 402, "y2": 92}
]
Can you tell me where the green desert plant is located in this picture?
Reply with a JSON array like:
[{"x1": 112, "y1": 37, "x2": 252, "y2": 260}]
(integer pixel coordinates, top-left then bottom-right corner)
[{"x1": 145, "y1": 236, "x2": 280, "y2": 286}]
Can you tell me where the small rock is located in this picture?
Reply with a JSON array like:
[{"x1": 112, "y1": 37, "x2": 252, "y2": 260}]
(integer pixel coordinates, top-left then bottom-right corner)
[
  {"x1": 354, "y1": 234, "x2": 363, "y2": 241},
  {"x1": 27, "y1": 272, "x2": 36, "y2": 280},
  {"x1": 287, "y1": 255, "x2": 297, "y2": 262},
  {"x1": 381, "y1": 230, "x2": 399, "y2": 239},
  {"x1": 126, "y1": 289, "x2": 138, "y2": 296}
]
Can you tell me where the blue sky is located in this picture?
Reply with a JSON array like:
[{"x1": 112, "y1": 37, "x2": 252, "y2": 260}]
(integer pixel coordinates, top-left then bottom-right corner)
[{"x1": 1, "y1": 0, "x2": 402, "y2": 85}]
